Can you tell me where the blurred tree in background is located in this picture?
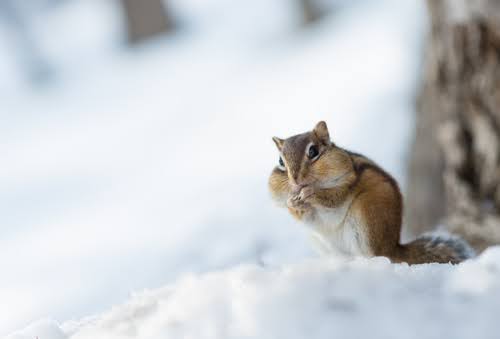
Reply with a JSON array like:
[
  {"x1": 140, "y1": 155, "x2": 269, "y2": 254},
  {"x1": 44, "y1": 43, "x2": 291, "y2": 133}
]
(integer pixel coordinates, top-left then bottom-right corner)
[
  {"x1": 298, "y1": 0, "x2": 325, "y2": 25},
  {"x1": 408, "y1": 0, "x2": 500, "y2": 252},
  {"x1": 119, "y1": 0, "x2": 175, "y2": 45},
  {"x1": 0, "y1": 0, "x2": 178, "y2": 85},
  {"x1": 0, "y1": 0, "x2": 344, "y2": 86}
]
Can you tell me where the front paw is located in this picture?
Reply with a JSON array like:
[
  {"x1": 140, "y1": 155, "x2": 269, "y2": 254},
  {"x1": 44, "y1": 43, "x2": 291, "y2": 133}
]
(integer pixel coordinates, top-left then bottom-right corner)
[
  {"x1": 287, "y1": 194, "x2": 308, "y2": 210},
  {"x1": 288, "y1": 186, "x2": 315, "y2": 207},
  {"x1": 299, "y1": 186, "x2": 315, "y2": 201},
  {"x1": 288, "y1": 194, "x2": 314, "y2": 212}
]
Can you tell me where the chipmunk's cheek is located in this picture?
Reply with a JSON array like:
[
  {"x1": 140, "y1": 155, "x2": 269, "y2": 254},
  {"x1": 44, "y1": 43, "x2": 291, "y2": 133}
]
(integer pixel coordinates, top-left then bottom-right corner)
[
  {"x1": 310, "y1": 166, "x2": 329, "y2": 185},
  {"x1": 313, "y1": 158, "x2": 331, "y2": 176}
]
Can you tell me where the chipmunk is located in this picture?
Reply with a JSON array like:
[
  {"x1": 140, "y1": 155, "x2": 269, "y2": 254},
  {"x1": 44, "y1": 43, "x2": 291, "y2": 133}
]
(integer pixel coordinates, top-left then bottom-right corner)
[{"x1": 268, "y1": 121, "x2": 474, "y2": 264}]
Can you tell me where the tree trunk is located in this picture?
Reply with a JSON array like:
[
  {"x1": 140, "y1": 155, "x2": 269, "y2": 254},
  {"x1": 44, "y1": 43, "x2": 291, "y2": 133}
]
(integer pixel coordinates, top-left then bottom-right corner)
[
  {"x1": 120, "y1": 0, "x2": 174, "y2": 45},
  {"x1": 298, "y1": 0, "x2": 324, "y2": 25},
  {"x1": 407, "y1": 0, "x2": 500, "y2": 252}
]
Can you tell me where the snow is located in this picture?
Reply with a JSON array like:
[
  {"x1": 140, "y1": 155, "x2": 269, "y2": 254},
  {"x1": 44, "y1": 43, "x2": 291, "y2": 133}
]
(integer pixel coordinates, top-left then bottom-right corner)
[
  {"x1": 6, "y1": 247, "x2": 500, "y2": 339},
  {"x1": 0, "y1": 0, "x2": 434, "y2": 337}
]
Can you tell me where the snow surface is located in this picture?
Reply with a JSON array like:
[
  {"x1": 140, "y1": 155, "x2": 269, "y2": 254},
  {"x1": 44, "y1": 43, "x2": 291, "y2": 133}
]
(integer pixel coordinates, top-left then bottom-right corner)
[
  {"x1": 1, "y1": 0, "x2": 429, "y2": 336},
  {"x1": 7, "y1": 247, "x2": 500, "y2": 339}
]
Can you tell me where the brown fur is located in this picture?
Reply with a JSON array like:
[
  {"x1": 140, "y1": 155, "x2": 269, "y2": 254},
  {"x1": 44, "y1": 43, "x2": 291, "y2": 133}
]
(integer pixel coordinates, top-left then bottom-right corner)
[{"x1": 268, "y1": 121, "x2": 473, "y2": 264}]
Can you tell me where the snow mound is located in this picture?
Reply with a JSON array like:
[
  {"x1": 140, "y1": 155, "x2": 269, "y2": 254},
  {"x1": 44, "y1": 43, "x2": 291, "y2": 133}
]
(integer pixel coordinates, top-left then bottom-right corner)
[
  {"x1": 9, "y1": 247, "x2": 500, "y2": 339},
  {"x1": 5, "y1": 319, "x2": 65, "y2": 339}
]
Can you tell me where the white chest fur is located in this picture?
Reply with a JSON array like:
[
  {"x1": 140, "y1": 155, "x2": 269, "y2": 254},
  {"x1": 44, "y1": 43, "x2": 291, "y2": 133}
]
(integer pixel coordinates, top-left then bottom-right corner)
[{"x1": 304, "y1": 201, "x2": 371, "y2": 257}]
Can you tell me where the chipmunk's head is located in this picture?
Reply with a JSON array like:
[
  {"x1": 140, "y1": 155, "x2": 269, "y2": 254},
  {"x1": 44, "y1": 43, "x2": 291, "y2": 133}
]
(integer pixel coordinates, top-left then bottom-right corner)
[{"x1": 269, "y1": 121, "x2": 353, "y2": 201}]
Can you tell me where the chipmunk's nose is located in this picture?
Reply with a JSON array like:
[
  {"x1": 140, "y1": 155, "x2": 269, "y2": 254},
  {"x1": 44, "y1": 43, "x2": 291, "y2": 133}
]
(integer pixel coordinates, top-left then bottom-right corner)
[{"x1": 287, "y1": 170, "x2": 299, "y2": 185}]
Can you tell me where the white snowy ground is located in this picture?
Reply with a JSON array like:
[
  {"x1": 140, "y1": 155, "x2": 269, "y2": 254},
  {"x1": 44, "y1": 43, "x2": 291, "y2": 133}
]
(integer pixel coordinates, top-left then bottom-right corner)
[
  {"x1": 4, "y1": 0, "x2": 486, "y2": 338},
  {"x1": 7, "y1": 248, "x2": 500, "y2": 339}
]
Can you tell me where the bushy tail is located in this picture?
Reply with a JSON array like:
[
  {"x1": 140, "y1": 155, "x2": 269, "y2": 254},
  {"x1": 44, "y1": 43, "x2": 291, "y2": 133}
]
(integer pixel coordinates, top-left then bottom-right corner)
[
  {"x1": 446, "y1": 220, "x2": 500, "y2": 254},
  {"x1": 396, "y1": 233, "x2": 475, "y2": 265}
]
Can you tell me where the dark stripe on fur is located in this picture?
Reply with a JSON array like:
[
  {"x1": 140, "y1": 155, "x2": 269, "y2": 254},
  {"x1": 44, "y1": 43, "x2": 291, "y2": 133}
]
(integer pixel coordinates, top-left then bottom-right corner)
[{"x1": 343, "y1": 148, "x2": 400, "y2": 194}]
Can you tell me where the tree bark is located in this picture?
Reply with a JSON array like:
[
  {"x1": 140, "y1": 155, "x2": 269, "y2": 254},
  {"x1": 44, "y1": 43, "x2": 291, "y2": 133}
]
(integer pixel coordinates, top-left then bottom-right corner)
[
  {"x1": 120, "y1": 0, "x2": 174, "y2": 45},
  {"x1": 407, "y1": 0, "x2": 500, "y2": 252},
  {"x1": 298, "y1": 0, "x2": 324, "y2": 25}
]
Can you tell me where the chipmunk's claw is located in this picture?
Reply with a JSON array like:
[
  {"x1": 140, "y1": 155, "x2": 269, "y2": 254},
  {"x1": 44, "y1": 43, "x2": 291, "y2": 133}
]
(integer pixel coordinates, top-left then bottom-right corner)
[{"x1": 299, "y1": 186, "x2": 315, "y2": 201}]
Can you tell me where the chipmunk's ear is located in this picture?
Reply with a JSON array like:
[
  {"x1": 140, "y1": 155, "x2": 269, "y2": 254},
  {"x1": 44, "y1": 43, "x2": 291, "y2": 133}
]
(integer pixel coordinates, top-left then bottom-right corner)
[
  {"x1": 272, "y1": 136, "x2": 284, "y2": 150},
  {"x1": 313, "y1": 121, "x2": 330, "y2": 145}
]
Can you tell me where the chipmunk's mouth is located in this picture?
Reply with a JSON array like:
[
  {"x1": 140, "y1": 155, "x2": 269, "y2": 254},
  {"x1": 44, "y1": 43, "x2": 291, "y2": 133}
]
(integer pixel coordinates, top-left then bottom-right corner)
[{"x1": 290, "y1": 181, "x2": 315, "y2": 194}]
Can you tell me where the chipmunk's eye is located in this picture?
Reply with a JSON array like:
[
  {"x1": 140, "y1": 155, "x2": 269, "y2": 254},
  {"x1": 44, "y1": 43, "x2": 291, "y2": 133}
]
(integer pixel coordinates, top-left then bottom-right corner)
[
  {"x1": 307, "y1": 144, "x2": 319, "y2": 159},
  {"x1": 279, "y1": 157, "x2": 285, "y2": 168}
]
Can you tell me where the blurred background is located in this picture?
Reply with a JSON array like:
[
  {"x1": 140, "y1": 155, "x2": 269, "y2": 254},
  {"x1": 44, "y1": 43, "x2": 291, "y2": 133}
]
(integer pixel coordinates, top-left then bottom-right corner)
[{"x1": 0, "y1": 0, "x2": 425, "y2": 335}]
